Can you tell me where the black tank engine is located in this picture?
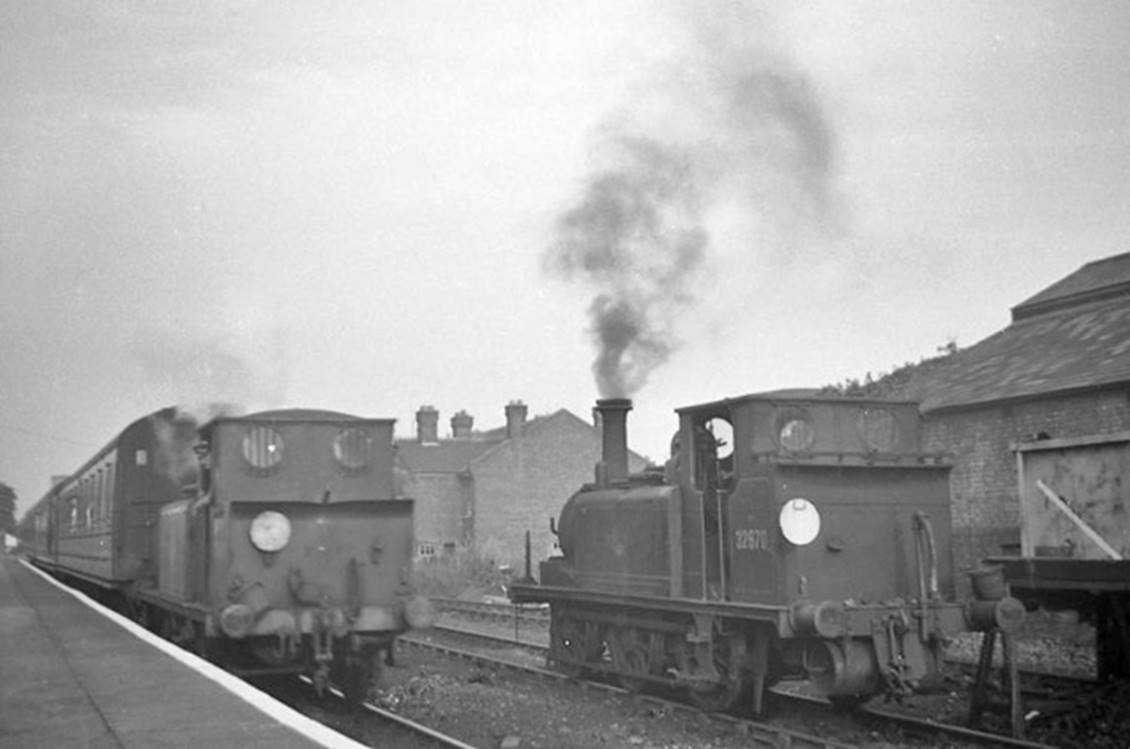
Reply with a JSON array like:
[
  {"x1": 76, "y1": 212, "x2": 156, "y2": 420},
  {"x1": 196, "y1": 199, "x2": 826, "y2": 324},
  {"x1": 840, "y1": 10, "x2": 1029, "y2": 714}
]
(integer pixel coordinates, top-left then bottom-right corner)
[{"x1": 511, "y1": 393, "x2": 1023, "y2": 712}]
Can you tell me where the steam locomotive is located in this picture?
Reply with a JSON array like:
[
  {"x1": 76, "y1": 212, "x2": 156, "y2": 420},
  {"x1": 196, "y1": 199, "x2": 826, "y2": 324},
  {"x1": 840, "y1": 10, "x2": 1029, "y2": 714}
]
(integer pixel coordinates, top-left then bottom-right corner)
[
  {"x1": 510, "y1": 393, "x2": 1024, "y2": 713},
  {"x1": 19, "y1": 407, "x2": 432, "y2": 706}
]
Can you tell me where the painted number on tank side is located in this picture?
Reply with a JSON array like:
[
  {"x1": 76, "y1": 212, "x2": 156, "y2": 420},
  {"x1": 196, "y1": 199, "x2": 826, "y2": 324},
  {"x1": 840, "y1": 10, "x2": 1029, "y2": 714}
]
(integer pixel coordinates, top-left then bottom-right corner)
[{"x1": 734, "y1": 528, "x2": 770, "y2": 550}]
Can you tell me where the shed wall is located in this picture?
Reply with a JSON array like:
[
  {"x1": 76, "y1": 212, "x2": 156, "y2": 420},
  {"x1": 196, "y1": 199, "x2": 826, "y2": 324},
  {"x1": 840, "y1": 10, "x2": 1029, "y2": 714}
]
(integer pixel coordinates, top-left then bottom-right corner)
[{"x1": 922, "y1": 389, "x2": 1130, "y2": 591}]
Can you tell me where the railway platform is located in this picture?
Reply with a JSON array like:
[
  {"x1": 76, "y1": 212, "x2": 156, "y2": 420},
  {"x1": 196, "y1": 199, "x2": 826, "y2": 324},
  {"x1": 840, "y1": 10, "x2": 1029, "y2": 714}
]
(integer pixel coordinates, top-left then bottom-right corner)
[{"x1": 0, "y1": 552, "x2": 365, "y2": 749}]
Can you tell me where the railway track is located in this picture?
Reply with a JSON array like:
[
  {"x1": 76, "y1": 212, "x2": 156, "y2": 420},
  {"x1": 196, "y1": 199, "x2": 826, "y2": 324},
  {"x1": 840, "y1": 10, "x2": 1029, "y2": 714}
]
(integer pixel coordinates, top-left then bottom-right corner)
[
  {"x1": 432, "y1": 596, "x2": 550, "y2": 626},
  {"x1": 433, "y1": 596, "x2": 1099, "y2": 696},
  {"x1": 434, "y1": 598, "x2": 1130, "y2": 746},
  {"x1": 253, "y1": 672, "x2": 479, "y2": 748},
  {"x1": 410, "y1": 622, "x2": 1056, "y2": 749},
  {"x1": 402, "y1": 626, "x2": 857, "y2": 749}
]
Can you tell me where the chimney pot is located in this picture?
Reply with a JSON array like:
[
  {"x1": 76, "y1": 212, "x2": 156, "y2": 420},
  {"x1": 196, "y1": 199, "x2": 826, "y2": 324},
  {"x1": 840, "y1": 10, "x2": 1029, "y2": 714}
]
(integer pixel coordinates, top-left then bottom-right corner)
[
  {"x1": 505, "y1": 400, "x2": 528, "y2": 439},
  {"x1": 451, "y1": 410, "x2": 474, "y2": 439},
  {"x1": 416, "y1": 405, "x2": 439, "y2": 444}
]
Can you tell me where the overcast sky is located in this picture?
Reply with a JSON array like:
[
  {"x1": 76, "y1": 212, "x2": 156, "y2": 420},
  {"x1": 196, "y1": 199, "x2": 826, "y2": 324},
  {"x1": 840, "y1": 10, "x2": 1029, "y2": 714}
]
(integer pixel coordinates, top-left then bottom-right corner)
[{"x1": 3, "y1": 1, "x2": 1129, "y2": 517}]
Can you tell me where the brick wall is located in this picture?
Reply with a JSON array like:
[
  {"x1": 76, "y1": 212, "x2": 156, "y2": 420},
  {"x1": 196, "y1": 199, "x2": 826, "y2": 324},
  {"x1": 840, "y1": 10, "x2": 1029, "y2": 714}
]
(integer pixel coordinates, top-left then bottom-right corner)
[
  {"x1": 472, "y1": 413, "x2": 648, "y2": 568},
  {"x1": 922, "y1": 388, "x2": 1130, "y2": 591},
  {"x1": 408, "y1": 473, "x2": 465, "y2": 552}
]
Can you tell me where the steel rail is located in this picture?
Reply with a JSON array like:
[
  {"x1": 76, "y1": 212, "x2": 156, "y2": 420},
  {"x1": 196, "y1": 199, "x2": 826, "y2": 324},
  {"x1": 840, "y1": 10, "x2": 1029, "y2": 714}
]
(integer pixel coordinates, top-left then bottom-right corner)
[
  {"x1": 861, "y1": 702, "x2": 1056, "y2": 749},
  {"x1": 437, "y1": 598, "x2": 1098, "y2": 693},
  {"x1": 296, "y1": 674, "x2": 480, "y2": 749}
]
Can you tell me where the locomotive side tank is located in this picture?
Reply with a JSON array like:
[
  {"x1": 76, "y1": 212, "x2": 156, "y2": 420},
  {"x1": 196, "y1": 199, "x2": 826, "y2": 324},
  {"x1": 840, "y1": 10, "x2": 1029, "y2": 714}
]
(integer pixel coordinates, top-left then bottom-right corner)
[{"x1": 512, "y1": 394, "x2": 1024, "y2": 713}]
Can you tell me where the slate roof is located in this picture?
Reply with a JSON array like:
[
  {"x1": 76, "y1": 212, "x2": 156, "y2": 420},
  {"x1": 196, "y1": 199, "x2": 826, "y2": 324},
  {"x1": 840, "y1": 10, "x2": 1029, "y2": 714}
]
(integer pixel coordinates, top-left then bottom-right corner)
[
  {"x1": 475, "y1": 411, "x2": 558, "y2": 442},
  {"x1": 1012, "y1": 250, "x2": 1130, "y2": 320},
  {"x1": 396, "y1": 438, "x2": 499, "y2": 474},
  {"x1": 905, "y1": 252, "x2": 1130, "y2": 413},
  {"x1": 395, "y1": 408, "x2": 651, "y2": 473}
]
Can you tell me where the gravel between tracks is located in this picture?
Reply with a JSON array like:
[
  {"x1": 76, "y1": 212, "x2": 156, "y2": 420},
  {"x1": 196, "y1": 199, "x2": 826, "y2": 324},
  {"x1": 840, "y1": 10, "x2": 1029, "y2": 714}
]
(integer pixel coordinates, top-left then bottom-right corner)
[
  {"x1": 373, "y1": 627, "x2": 1004, "y2": 749},
  {"x1": 415, "y1": 605, "x2": 1115, "y2": 748},
  {"x1": 376, "y1": 644, "x2": 772, "y2": 749}
]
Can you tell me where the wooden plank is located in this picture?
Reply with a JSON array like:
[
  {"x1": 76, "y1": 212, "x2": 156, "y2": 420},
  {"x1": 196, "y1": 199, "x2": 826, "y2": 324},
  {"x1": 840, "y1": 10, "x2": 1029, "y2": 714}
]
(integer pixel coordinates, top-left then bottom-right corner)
[
  {"x1": 1018, "y1": 450, "x2": 1032, "y2": 556},
  {"x1": 1012, "y1": 430, "x2": 1130, "y2": 453},
  {"x1": 1035, "y1": 480, "x2": 1122, "y2": 560}
]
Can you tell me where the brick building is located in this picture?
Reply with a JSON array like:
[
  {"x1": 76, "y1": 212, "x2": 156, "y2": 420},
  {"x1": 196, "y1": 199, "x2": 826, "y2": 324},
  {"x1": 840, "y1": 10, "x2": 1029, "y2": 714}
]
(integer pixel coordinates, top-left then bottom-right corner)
[
  {"x1": 901, "y1": 252, "x2": 1130, "y2": 582},
  {"x1": 395, "y1": 401, "x2": 650, "y2": 567}
]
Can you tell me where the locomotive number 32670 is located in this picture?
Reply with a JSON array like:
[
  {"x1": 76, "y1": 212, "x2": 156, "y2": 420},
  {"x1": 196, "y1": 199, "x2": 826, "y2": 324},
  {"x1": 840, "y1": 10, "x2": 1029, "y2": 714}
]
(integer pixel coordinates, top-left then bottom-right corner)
[{"x1": 734, "y1": 528, "x2": 770, "y2": 550}]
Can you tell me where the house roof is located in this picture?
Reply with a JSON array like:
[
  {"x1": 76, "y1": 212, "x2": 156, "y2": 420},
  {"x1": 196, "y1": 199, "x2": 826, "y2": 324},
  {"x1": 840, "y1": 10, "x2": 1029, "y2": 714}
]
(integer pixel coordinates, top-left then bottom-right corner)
[
  {"x1": 471, "y1": 408, "x2": 651, "y2": 467},
  {"x1": 911, "y1": 281, "x2": 1130, "y2": 414},
  {"x1": 1012, "y1": 251, "x2": 1130, "y2": 321},
  {"x1": 396, "y1": 438, "x2": 501, "y2": 474},
  {"x1": 395, "y1": 407, "x2": 652, "y2": 473},
  {"x1": 475, "y1": 410, "x2": 557, "y2": 442}
]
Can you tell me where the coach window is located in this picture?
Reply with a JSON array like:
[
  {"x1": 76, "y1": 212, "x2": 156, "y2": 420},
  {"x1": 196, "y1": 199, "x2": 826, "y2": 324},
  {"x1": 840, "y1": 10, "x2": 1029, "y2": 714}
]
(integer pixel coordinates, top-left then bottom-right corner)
[
  {"x1": 106, "y1": 464, "x2": 116, "y2": 518},
  {"x1": 97, "y1": 469, "x2": 105, "y2": 524},
  {"x1": 69, "y1": 497, "x2": 78, "y2": 532}
]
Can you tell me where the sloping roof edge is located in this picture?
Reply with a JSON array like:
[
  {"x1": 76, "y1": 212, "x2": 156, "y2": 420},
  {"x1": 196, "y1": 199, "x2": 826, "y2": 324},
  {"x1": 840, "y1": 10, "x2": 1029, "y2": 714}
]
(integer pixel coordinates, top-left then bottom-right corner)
[
  {"x1": 1011, "y1": 251, "x2": 1130, "y2": 321},
  {"x1": 467, "y1": 408, "x2": 651, "y2": 468}
]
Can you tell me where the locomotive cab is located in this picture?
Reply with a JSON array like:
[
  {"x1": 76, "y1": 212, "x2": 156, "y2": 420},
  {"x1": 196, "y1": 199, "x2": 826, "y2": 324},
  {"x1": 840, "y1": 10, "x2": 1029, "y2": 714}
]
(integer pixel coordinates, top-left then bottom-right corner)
[{"x1": 675, "y1": 395, "x2": 964, "y2": 696}]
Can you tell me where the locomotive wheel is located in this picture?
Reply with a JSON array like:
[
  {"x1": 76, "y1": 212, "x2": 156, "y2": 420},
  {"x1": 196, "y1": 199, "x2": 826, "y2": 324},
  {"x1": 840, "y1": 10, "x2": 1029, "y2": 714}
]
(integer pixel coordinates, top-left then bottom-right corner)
[
  {"x1": 609, "y1": 626, "x2": 652, "y2": 692},
  {"x1": 687, "y1": 633, "x2": 748, "y2": 714},
  {"x1": 552, "y1": 610, "x2": 599, "y2": 677},
  {"x1": 688, "y1": 674, "x2": 746, "y2": 714},
  {"x1": 336, "y1": 644, "x2": 382, "y2": 711},
  {"x1": 828, "y1": 694, "x2": 868, "y2": 713}
]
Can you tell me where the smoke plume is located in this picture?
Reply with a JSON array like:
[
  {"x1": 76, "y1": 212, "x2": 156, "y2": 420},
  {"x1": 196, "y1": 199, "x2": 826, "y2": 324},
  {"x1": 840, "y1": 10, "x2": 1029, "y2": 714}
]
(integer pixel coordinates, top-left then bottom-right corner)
[
  {"x1": 545, "y1": 3, "x2": 839, "y2": 397},
  {"x1": 150, "y1": 402, "x2": 245, "y2": 489}
]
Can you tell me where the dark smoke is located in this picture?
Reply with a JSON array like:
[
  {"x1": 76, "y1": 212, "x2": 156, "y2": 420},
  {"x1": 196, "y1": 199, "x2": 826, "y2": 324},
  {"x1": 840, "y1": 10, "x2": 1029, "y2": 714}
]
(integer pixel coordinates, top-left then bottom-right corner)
[
  {"x1": 150, "y1": 402, "x2": 244, "y2": 488},
  {"x1": 150, "y1": 410, "x2": 202, "y2": 490},
  {"x1": 545, "y1": 3, "x2": 839, "y2": 398},
  {"x1": 547, "y1": 136, "x2": 707, "y2": 397}
]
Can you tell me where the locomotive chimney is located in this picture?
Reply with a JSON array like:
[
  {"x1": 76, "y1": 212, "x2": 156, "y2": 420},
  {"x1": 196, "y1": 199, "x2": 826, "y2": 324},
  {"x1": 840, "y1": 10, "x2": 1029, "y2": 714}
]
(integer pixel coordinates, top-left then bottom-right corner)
[{"x1": 594, "y1": 397, "x2": 632, "y2": 484}]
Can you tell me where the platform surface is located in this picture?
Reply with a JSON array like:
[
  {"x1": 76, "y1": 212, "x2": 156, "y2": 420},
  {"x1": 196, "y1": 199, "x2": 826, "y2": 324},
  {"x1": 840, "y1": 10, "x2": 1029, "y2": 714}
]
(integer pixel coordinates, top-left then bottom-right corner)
[{"x1": 0, "y1": 552, "x2": 358, "y2": 749}]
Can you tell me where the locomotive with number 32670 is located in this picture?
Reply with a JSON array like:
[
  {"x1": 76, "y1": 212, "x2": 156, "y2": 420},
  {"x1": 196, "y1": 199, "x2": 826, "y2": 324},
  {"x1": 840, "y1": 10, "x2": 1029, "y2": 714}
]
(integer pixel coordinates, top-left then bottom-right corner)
[{"x1": 511, "y1": 393, "x2": 1024, "y2": 713}]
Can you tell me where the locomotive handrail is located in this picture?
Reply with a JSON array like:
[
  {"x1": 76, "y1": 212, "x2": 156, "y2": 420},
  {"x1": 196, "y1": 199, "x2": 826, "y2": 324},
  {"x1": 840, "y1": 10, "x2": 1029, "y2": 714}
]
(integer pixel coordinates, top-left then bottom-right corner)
[{"x1": 912, "y1": 511, "x2": 939, "y2": 599}]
